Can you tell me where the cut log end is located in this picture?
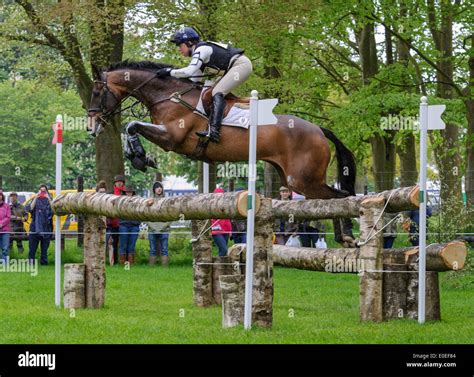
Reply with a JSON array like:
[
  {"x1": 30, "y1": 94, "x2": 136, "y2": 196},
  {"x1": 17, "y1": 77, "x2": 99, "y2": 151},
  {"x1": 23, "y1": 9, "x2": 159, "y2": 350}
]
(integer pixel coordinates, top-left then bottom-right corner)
[
  {"x1": 440, "y1": 241, "x2": 467, "y2": 270},
  {"x1": 236, "y1": 191, "x2": 261, "y2": 217},
  {"x1": 404, "y1": 241, "x2": 467, "y2": 270},
  {"x1": 409, "y1": 186, "x2": 420, "y2": 208}
]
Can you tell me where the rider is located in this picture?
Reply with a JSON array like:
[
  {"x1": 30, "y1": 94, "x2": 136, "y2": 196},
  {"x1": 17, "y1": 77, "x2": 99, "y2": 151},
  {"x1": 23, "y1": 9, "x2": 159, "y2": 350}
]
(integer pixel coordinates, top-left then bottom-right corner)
[{"x1": 156, "y1": 27, "x2": 253, "y2": 143}]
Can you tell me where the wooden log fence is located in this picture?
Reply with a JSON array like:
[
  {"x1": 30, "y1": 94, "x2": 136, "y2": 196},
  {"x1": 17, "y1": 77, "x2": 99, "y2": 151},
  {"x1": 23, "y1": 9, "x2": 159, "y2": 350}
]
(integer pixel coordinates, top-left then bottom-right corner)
[{"x1": 52, "y1": 185, "x2": 463, "y2": 326}]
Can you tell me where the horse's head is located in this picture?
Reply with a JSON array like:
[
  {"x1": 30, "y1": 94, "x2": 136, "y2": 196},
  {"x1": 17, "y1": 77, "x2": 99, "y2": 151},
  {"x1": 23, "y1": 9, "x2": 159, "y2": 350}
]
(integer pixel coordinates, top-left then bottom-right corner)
[{"x1": 87, "y1": 65, "x2": 121, "y2": 137}]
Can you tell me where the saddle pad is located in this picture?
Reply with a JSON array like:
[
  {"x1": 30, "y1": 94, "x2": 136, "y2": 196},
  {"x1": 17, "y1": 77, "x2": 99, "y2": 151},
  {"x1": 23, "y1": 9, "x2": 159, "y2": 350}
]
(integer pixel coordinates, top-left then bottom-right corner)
[{"x1": 195, "y1": 89, "x2": 250, "y2": 129}]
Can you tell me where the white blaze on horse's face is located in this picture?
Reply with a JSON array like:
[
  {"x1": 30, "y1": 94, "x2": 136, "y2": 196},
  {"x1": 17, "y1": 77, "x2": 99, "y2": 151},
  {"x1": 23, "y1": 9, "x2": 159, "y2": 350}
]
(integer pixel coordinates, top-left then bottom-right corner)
[{"x1": 87, "y1": 115, "x2": 104, "y2": 137}]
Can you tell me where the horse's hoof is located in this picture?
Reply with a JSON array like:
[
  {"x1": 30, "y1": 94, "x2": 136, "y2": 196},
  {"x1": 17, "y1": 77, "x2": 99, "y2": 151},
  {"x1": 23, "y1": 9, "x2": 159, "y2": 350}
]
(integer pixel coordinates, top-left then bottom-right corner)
[
  {"x1": 146, "y1": 156, "x2": 157, "y2": 169},
  {"x1": 131, "y1": 157, "x2": 147, "y2": 172}
]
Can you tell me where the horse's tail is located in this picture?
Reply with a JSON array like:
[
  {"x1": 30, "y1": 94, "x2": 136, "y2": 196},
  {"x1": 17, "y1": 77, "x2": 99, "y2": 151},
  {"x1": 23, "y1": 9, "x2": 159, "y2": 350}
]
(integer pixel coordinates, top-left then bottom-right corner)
[{"x1": 320, "y1": 127, "x2": 356, "y2": 196}]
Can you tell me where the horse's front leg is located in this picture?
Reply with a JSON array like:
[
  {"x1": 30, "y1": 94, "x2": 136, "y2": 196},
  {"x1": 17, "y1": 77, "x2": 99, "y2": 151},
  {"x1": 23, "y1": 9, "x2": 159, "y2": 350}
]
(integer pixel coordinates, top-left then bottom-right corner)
[{"x1": 124, "y1": 120, "x2": 159, "y2": 172}]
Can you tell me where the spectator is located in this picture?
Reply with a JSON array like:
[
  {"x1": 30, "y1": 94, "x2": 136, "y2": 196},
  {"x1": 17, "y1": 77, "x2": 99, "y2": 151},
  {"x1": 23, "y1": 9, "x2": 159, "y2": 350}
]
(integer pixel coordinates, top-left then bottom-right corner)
[
  {"x1": 106, "y1": 175, "x2": 126, "y2": 266},
  {"x1": 231, "y1": 218, "x2": 247, "y2": 244},
  {"x1": 119, "y1": 186, "x2": 140, "y2": 265},
  {"x1": 147, "y1": 181, "x2": 171, "y2": 267},
  {"x1": 274, "y1": 186, "x2": 298, "y2": 245},
  {"x1": 231, "y1": 188, "x2": 247, "y2": 244},
  {"x1": 9, "y1": 192, "x2": 27, "y2": 254},
  {"x1": 0, "y1": 191, "x2": 11, "y2": 262},
  {"x1": 211, "y1": 188, "x2": 232, "y2": 256},
  {"x1": 27, "y1": 184, "x2": 53, "y2": 265},
  {"x1": 383, "y1": 213, "x2": 398, "y2": 248},
  {"x1": 299, "y1": 220, "x2": 324, "y2": 248},
  {"x1": 96, "y1": 181, "x2": 107, "y2": 194},
  {"x1": 404, "y1": 207, "x2": 432, "y2": 247}
]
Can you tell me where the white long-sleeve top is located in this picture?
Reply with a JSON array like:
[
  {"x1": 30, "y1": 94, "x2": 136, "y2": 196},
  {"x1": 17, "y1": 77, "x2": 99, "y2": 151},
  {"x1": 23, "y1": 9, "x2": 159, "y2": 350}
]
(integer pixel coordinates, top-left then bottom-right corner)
[{"x1": 170, "y1": 45, "x2": 214, "y2": 82}]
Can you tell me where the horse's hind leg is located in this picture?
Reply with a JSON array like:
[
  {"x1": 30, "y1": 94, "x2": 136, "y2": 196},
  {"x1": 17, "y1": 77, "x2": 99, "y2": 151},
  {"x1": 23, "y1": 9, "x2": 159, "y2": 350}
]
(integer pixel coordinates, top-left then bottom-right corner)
[{"x1": 291, "y1": 180, "x2": 357, "y2": 248}]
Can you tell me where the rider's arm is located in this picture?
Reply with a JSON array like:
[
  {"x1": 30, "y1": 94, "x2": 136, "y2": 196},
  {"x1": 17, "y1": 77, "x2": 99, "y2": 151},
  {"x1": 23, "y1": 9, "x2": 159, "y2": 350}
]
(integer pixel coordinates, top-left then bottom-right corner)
[{"x1": 170, "y1": 45, "x2": 212, "y2": 78}]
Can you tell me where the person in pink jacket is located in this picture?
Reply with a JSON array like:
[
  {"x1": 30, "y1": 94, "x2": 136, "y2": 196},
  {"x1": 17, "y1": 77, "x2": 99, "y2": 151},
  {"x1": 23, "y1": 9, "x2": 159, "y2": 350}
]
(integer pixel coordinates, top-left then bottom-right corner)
[
  {"x1": 211, "y1": 188, "x2": 233, "y2": 256},
  {"x1": 0, "y1": 191, "x2": 12, "y2": 262}
]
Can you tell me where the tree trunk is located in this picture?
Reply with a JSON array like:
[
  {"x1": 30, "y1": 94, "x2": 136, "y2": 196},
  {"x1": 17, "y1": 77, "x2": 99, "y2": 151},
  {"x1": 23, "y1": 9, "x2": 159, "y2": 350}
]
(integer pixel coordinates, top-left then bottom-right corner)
[
  {"x1": 464, "y1": 35, "x2": 474, "y2": 207},
  {"x1": 428, "y1": 0, "x2": 462, "y2": 208},
  {"x1": 370, "y1": 133, "x2": 397, "y2": 191},
  {"x1": 397, "y1": 134, "x2": 418, "y2": 187},
  {"x1": 264, "y1": 162, "x2": 281, "y2": 198},
  {"x1": 95, "y1": 118, "x2": 124, "y2": 191},
  {"x1": 87, "y1": 1, "x2": 126, "y2": 189},
  {"x1": 358, "y1": 17, "x2": 396, "y2": 192}
]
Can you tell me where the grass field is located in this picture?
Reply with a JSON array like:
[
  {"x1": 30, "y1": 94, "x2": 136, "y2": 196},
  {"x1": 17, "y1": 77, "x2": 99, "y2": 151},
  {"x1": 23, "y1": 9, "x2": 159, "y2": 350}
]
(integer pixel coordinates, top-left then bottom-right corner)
[{"x1": 1, "y1": 236, "x2": 473, "y2": 344}]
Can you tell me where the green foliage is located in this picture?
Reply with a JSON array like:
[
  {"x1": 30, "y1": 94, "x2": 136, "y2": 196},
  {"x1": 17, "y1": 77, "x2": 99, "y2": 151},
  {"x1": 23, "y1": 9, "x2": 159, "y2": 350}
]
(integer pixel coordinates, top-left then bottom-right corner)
[{"x1": 0, "y1": 79, "x2": 94, "y2": 190}]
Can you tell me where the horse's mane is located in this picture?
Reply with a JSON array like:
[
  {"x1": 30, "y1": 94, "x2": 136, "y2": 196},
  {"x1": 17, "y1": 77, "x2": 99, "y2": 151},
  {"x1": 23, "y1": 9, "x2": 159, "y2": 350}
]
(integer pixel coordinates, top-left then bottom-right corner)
[{"x1": 106, "y1": 60, "x2": 175, "y2": 72}]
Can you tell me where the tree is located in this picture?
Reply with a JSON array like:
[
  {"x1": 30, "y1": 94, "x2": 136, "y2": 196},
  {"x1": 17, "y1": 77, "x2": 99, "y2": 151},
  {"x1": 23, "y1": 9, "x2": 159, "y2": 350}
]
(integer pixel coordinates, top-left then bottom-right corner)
[{"x1": 1, "y1": 0, "x2": 127, "y2": 189}]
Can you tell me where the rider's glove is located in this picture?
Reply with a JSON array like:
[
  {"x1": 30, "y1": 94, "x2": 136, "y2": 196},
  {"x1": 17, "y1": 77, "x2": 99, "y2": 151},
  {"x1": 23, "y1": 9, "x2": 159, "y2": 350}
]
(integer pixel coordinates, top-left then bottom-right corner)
[{"x1": 156, "y1": 68, "x2": 172, "y2": 77}]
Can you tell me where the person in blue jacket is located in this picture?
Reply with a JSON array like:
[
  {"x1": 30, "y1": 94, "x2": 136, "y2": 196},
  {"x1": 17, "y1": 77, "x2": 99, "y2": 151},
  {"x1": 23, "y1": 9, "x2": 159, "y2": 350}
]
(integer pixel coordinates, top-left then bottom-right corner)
[{"x1": 27, "y1": 184, "x2": 53, "y2": 265}]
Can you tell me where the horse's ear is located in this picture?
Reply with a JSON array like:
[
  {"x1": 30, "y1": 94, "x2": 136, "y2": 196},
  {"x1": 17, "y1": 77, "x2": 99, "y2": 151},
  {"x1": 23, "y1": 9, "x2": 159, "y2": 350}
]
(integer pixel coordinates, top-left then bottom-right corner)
[{"x1": 91, "y1": 64, "x2": 101, "y2": 80}]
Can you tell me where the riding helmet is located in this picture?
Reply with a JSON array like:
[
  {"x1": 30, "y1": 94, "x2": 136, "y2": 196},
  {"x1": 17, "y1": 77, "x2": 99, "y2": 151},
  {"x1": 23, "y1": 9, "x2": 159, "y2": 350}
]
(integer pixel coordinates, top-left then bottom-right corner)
[{"x1": 170, "y1": 27, "x2": 200, "y2": 45}]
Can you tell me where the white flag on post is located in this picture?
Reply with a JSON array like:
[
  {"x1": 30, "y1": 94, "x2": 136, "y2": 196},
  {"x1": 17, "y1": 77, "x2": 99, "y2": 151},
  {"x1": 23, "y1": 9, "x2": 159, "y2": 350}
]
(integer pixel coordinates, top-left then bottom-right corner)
[
  {"x1": 257, "y1": 99, "x2": 278, "y2": 125},
  {"x1": 427, "y1": 105, "x2": 446, "y2": 130},
  {"x1": 244, "y1": 93, "x2": 278, "y2": 331}
]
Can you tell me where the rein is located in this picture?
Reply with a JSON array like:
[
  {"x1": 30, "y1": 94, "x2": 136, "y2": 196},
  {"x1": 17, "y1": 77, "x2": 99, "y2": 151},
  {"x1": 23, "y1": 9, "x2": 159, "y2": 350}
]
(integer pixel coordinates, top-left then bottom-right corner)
[{"x1": 92, "y1": 71, "x2": 205, "y2": 120}]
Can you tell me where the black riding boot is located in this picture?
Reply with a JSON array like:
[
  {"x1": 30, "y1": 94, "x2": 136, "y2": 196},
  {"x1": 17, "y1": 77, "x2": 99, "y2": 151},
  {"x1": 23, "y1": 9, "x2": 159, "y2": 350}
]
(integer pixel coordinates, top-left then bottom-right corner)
[{"x1": 196, "y1": 92, "x2": 225, "y2": 143}]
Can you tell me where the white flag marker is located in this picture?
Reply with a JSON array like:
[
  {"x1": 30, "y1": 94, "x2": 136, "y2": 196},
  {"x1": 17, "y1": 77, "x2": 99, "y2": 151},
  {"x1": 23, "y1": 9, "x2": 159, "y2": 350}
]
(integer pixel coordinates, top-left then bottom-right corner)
[
  {"x1": 244, "y1": 91, "x2": 278, "y2": 330},
  {"x1": 418, "y1": 97, "x2": 445, "y2": 324}
]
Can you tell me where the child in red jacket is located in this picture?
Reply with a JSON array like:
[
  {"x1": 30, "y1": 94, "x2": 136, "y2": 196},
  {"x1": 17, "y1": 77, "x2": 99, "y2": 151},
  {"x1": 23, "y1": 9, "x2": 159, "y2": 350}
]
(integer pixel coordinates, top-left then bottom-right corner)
[{"x1": 211, "y1": 188, "x2": 232, "y2": 256}]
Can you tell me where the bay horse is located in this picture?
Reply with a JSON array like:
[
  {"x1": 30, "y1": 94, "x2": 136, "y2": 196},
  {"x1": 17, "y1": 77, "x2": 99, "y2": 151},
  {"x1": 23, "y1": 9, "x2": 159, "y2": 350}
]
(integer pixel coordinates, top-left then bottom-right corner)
[{"x1": 87, "y1": 61, "x2": 356, "y2": 244}]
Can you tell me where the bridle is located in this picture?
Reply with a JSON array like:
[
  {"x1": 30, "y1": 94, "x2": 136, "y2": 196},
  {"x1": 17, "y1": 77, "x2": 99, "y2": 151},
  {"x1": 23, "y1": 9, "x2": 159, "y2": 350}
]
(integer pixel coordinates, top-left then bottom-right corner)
[
  {"x1": 88, "y1": 71, "x2": 159, "y2": 119},
  {"x1": 87, "y1": 69, "x2": 206, "y2": 136}
]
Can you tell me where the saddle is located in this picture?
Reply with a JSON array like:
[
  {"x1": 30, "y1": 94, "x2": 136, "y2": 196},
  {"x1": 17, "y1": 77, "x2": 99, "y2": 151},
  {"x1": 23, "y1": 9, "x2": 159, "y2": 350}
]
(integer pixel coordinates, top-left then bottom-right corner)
[{"x1": 201, "y1": 87, "x2": 250, "y2": 117}]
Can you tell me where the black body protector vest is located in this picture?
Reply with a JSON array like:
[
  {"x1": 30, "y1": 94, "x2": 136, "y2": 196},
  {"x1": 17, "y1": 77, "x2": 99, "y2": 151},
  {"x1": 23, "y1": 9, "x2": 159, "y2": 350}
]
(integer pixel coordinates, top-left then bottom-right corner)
[{"x1": 195, "y1": 41, "x2": 244, "y2": 76}]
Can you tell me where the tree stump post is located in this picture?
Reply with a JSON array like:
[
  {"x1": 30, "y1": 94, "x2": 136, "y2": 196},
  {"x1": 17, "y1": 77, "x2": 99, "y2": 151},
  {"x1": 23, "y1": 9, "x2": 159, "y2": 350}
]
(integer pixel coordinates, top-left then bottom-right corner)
[
  {"x1": 64, "y1": 263, "x2": 86, "y2": 309},
  {"x1": 406, "y1": 264, "x2": 441, "y2": 321},
  {"x1": 83, "y1": 215, "x2": 106, "y2": 308},
  {"x1": 191, "y1": 220, "x2": 213, "y2": 307},
  {"x1": 77, "y1": 175, "x2": 84, "y2": 247},
  {"x1": 212, "y1": 256, "x2": 234, "y2": 305},
  {"x1": 359, "y1": 197, "x2": 385, "y2": 322},
  {"x1": 220, "y1": 274, "x2": 245, "y2": 328},
  {"x1": 251, "y1": 197, "x2": 274, "y2": 328},
  {"x1": 382, "y1": 263, "x2": 409, "y2": 320}
]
